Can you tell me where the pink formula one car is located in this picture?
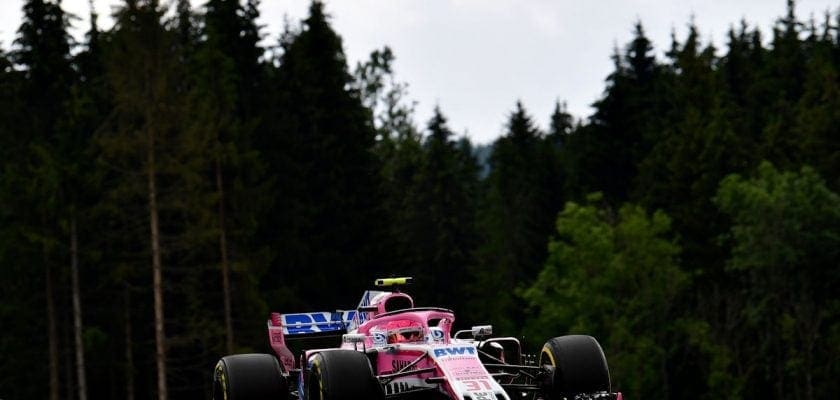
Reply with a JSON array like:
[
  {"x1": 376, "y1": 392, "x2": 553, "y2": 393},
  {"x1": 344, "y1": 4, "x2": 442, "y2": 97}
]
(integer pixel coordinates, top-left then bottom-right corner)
[{"x1": 213, "y1": 277, "x2": 622, "y2": 400}]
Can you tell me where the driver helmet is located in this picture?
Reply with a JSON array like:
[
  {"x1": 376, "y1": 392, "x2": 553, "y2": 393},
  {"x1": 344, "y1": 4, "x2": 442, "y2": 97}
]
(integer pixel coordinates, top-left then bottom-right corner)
[{"x1": 384, "y1": 320, "x2": 424, "y2": 343}]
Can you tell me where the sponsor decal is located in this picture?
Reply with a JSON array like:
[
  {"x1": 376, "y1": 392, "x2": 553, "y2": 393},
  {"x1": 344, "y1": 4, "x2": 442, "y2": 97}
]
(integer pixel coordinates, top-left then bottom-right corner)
[
  {"x1": 372, "y1": 332, "x2": 387, "y2": 345},
  {"x1": 433, "y1": 346, "x2": 476, "y2": 358},
  {"x1": 270, "y1": 331, "x2": 284, "y2": 343},
  {"x1": 428, "y1": 327, "x2": 445, "y2": 343},
  {"x1": 461, "y1": 379, "x2": 493, "y2": 391},
  {"x1": 452, "y1": 366, "x2": 487, "y2": 378},
  {"x1": 281, "y1": 311, "x2": 356, "y2": 334},
  {"x1": 391, "y1": 359, "x2": 416, "y2": 372},
  {"x1": 471, "y1": 392, "x2": 495, "y2": 400},
  {"x1": 458, "y1": 380, "x2": 501, "y2": 399}
]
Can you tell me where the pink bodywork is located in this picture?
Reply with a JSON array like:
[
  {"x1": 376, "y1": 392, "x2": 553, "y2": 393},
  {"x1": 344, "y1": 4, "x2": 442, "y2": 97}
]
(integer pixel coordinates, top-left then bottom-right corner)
[
  {"x1": 268, "y1": 291, "x2": 511, "y2": 399},
  {"x1": 267, "y1": 312, "x2": 296, "y2": 372}
]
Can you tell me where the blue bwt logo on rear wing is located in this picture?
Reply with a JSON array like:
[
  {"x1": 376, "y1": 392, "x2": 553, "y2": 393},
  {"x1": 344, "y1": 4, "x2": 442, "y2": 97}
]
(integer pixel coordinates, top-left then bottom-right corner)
[
  {"x1": 279, "y1": 290, "x2": 389, "y2": 335},
  {"x1": 281, "y1": 311, "x2": 358, "y2": 335}
]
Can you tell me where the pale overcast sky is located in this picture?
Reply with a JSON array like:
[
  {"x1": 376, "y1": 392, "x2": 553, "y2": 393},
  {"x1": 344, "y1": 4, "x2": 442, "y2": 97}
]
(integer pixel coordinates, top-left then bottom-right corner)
[{"x1": 1, "y1": 0, "x2": 838, "y2": 144}]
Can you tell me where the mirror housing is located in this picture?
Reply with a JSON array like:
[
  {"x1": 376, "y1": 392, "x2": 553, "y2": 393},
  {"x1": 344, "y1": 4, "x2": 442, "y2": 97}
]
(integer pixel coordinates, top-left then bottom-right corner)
[
  {"x1": 342, "y1": 333, "x2": 367, "y2": 344},
  {"x1": 471, "y1": 325, "x2": 493, "y2": 339}
]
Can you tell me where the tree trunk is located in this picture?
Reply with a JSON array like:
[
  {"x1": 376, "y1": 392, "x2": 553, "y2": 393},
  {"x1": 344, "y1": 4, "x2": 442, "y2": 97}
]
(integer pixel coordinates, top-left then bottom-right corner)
[
  {"x1": 70, "y1": 218, "x2": 88, "y2": 400},
  {"x1": 216, "y1": 158, "x2": 234, "y2": 354},
  {"x1": 63, "y1": 314, "x2": 74, "y2": 400},
  {"x1": 124, "y1": 286, "x2": 135, "y2": 400},
  {"x1": 148, "y1": 132, "x2": 167, "y2": 400},
  {"x1": 46, "y1": 251, "x2": 60, "y2": 400}
]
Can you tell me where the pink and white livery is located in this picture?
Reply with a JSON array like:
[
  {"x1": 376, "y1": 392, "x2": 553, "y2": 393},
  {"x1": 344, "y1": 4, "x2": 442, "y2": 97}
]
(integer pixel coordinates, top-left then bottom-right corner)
[{"x1": 213, "y1": 277, "x2": 623, "y2": 400}]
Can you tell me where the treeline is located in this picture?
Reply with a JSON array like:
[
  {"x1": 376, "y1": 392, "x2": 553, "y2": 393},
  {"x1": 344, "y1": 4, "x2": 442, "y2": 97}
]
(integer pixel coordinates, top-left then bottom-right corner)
[{"x1": 0, "y1": 1, "x2": 837, "y2": 400}]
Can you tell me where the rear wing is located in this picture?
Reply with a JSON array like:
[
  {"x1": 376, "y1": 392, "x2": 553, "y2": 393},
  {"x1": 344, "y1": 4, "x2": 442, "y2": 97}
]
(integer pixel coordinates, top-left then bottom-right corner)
[
  {"x1": 267, "y1": 292, "x2": 384, "y2": 371},
  {"x1": 268, "y1": 287, "x2": 410, "y2": 371},
  {"x1": 276, "y1": 311, "x2": 357, "y2": 335},
  {"x1": 267, "y1": 311, "x2": 353, "y2": 372}
]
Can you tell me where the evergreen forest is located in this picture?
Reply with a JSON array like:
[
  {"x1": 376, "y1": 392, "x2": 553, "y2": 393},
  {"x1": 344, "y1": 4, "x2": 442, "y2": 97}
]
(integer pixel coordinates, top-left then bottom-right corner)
[{"x1": 0, "y1": 1, "x2": 838, "y2": 399}]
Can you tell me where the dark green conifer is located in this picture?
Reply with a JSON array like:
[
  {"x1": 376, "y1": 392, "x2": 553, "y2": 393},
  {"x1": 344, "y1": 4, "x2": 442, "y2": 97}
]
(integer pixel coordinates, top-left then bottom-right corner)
[
  {"x1": 397, "y1": 108, "x2": 479, "y2": 312},
  {"x1": 570, "y1": 22, "x2": 665, "y2": 204},
  {"x1": 261, "y1": 1, "x2": 384, "y2": 309},
  {"x1": 5, "y1": 2, "x2": 74, "y2": 398},
  {"x1": 470, "y1": 102, "x2": 563, "y2": 333}
]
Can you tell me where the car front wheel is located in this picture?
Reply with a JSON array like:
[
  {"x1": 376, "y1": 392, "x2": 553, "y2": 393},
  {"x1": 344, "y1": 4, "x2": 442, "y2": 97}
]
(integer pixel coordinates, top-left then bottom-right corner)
[
  {"x1": 307, "y1": 350, "x2": 383, "y2": 400},
  {"x1": 539, "y1": 335, "x2": 611, "y2": 400}
]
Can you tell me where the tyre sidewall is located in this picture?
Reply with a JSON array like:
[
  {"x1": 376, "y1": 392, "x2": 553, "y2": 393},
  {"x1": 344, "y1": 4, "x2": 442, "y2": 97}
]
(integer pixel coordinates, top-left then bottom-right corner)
[
  {"x1": 307, "y1": 350, "x2": 383, "y2": 400},
  {"x1": 213, "y1": 354, "x2": 287, "y2": 400},
  {"x1": 540, "y1": 335, "x2": 611, "y2": 399}
]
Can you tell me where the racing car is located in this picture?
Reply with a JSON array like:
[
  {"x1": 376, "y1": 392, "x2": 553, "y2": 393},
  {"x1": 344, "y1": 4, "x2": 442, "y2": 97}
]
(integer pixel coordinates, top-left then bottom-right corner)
[{"x1": 213, "y1": 277, "x2": 622, "y2": 400}]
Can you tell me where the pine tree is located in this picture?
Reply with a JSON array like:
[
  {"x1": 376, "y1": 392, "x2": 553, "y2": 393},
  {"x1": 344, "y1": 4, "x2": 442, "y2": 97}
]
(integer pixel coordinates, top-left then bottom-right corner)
[
  {"x1": 396, "y1": 108, "x2": 479, "y2": 312},
  {"x1": 547, "y1": 100, "x2": 574, "y2": 147},
  {"x1": 99, "y1": 2, "x2": 198, "y2": 398},
  {"x1": 8, "y1": 1, "x2": 74, "y2": 398},
  {"x1": 567, "y1": 22, "x2": 666, "y2": 204},
  {"x1": 13, "y1": 0, "x2": 73, "y2": 143},
  {"x1": 191, "y1": 0, "x2": 270, "y2": 356},
  {"x1": 0, "y1": 53, "x2": 53, "y2": 397},
  {"x1": 259, "y1": 1, "x2": 384, "y2": 309},
  {"x1": 762, "y1": 0, "x2": 806, "y2": 168},
  {"x1": 636, "y1": 23, "x2": 722, "y2": 250},
  {"x1": 56, "y1": 6, "x2": 111, "y2": 400},
  {"x1": 470, "y1": 102, "x2": 562, "y2": 333},
  {"x1": 793, "y1": 14, "x2": 840, "y2": 191}
]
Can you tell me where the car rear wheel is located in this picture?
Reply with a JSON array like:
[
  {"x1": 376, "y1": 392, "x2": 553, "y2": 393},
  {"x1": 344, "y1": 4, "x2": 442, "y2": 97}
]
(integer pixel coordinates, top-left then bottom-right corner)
[
  {"x1": 213, "y1": 353, "x2": 288, "y2": 400},
  {"x1": 307, "y1": 350, "x2": 383, "y2": 400},
  {"x1": 539, "y1": 335, "x2": 610, "y2": 400}
]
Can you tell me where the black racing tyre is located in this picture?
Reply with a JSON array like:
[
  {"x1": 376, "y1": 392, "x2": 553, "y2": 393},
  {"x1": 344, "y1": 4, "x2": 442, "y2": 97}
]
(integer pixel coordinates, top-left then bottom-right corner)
[
  {"x1": 213, "y1": 353, "x2": 288, "y2": 400},
  {"x1": 539, "y1": 335, "x2": 610, "y2": 399},
  {"x1": 307, "y1": 350, "x2": 384, "y2": 400}
]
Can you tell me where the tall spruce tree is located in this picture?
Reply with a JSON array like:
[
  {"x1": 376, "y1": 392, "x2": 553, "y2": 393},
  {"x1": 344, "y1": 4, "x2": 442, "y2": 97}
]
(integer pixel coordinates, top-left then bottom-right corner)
[
  {"x1": 395, "y1": 108, "x2": 479, "y2": 312},
  {"x1": 0, "y1": 48, "x2": 48, "y2": 399},
  {"x1": 762, "y1": 0, "x2": 806, "y2": 168},
  {"x1": 56, "y1": 5, "x2": 112, "y2": 400},
  {"x1": 193, "y1": 0, "x2": 270, "y2": 356},
  {"x1": 470, "y1": 102, "x2": 562, "y2": 333},
  {"x1": 259, "y1": 1, "x2": 384, "y2": 309},
  {"x1": 203, "y1": 0, "x2": 263, "y2": 119},
  {"x1": 547, "y1": 100, "x2": 574, "y2": 147},
  {"x1": 793, "y1": 15, "x2": 840, "y2": 191},
  {"x1": 636, "y1": 24, "x2": 722, "y2": 255},
  {"x1": 99, "y1": 2, "x2": 201, "y2": 398},
  {"x1": 8, "y1": 1, "x2": 74, "y2": 399},
  {"x1": 563, "y1": 23, "x2": 666, "y2": 204}
]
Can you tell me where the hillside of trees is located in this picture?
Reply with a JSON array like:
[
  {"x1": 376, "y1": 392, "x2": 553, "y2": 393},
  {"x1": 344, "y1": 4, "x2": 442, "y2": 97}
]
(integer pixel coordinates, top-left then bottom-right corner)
[{"x1": 0, "y1": 1, "x2": 838, "y2": 399}]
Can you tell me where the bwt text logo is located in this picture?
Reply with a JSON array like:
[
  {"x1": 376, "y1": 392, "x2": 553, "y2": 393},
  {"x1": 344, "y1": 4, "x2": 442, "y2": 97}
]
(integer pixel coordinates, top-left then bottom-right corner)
[
  {"x1": 433, "y1": 346, "x2": 476, "y2": 357},
  {"x1": 282, "y1": 311, "x2": 356, "y2": 334}
]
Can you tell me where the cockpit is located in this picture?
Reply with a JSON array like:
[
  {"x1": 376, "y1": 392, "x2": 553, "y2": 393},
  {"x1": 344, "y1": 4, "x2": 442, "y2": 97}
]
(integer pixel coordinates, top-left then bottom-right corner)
[
  {"x1": 386, "y1": 323, "x2": 425, "y2": 344},
  {"x1": 358, "y1": 307, "x2": 455, "y2": 346}
]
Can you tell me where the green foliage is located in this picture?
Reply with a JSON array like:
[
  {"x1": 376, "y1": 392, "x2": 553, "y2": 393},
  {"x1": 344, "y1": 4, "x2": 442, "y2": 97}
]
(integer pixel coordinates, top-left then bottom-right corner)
[
  {"x1": 394, "y1": 109, "x2": 479, "y2": 312},
  {"x1": 715, "y1": 162, "x2": 840, "y2": 399},
  {"x1": 469, "y1": 102, "x2": 564, "y2": 333},
  {"x1": 565, "y1": 22, "x2": 666, "y2": 204},
  {"x1": 0, "y1": 1, "x2": 74, "y2": 398},
  {"x1": 258, "y1": 1, "x2": 385, "y2": 309},
  {"x1": 523, "y1": 195, "x2": 686, "y2": 399}
]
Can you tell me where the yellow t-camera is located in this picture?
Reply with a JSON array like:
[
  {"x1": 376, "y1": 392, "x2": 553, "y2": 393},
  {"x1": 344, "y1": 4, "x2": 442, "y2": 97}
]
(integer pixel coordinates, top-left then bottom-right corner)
[{"x1": 375, "y1": 277, "x2": 413, "y2": 287}]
